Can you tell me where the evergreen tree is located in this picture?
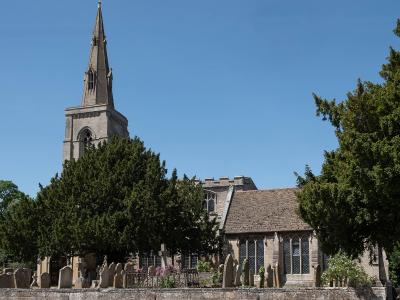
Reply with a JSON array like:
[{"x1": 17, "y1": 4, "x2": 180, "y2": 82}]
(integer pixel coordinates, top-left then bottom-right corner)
[{"x1": 296, "y1": 20, "x2": 400, "y2": 258}]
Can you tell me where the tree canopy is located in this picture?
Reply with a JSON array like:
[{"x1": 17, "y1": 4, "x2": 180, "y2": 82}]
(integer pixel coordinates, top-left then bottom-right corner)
[
  {"x1": 0, "y1": 181, "x2": 37, "y2": 266},
  {"x1": 35, "y1": 136, "x2": 218, "y2": 261},
  {"x1": 296, "y1": 20, "x2": 400, "y2": 258}
]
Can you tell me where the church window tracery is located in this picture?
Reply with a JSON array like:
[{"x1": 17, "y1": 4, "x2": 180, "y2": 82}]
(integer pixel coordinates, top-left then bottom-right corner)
[
  {"x1": 79, "y1": 128, "x2": 94, "y2": 158},
  {"x1": 283, "y1": 234, "x2": 310, "y2": 275},
  {"x1": 239, "y1": 239, "x2": 265, "y2": 273},
  {"x1": 203, "y1": 191, "x2": 216, "y2": 213}
]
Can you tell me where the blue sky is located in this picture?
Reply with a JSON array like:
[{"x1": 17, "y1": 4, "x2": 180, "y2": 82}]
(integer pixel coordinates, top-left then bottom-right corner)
[{"x1": 0, "y1": 1, "x2": 399, "y2": 196}]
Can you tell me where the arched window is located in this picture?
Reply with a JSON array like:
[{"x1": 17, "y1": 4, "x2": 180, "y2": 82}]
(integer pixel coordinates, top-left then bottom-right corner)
[
  {"x1": 203, "y1": 191, "x2": 217, "y2": 213},
  {"x1": 88, "y1": 70, "x2": 95, "y2": 91},
  {"x1": 283, "y1": 234, "x2": 310, "y2": 274},
  {"x1": 79, "y1": 128, "x2": 93, "y2": 158}
]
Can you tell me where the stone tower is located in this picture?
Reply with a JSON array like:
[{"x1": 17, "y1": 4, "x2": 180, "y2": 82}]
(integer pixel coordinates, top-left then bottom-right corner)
[{"x1": 63, "y1": 2, "x2": 129, "y2": 161}]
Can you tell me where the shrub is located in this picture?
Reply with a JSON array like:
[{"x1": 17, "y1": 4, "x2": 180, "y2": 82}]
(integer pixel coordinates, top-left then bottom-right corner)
[
  {"x1": 258, "y1": 266, "x2": 265, "y2": 288},
  {"x1": 197, "y1": 260, "x2": 212, "y2": 272},
  {"x1": 211, "y1": 270, "x2": 222, "y2": 286},
  {"x1": 321, "y1": 252, "x2": 374, "y2": 288}
]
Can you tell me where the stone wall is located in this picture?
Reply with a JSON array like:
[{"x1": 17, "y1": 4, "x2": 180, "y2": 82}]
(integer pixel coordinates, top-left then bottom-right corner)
[{"x1": 0, "y1": 287, "x2": 387, "y2": 300}]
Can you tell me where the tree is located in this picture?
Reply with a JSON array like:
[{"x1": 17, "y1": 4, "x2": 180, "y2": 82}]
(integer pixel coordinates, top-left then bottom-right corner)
[
  {"x1": 36, "y1": 136, "x2": 218, "y2": 261},
  {"x1": 0, "y1": 181, "x2": 37, "y2": 266},
  {"x1": 296, "y1": 20, "x2": 400, "y2": 258}
]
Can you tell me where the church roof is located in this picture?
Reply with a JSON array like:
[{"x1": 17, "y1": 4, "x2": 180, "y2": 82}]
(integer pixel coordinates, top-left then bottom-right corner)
[{"x1": 224, "y1": 188, "x2": 312, "y2": 234}]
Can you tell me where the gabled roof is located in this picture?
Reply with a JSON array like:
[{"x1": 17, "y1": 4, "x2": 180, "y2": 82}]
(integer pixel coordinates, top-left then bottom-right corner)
[{"x1": 224, "y1": 188, "x2": 312, "y2": 234}]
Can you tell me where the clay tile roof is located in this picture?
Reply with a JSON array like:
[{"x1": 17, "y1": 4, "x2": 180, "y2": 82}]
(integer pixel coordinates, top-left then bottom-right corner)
[{"x1": 224, "y1": 188, "x2": 312, "y2": 234}]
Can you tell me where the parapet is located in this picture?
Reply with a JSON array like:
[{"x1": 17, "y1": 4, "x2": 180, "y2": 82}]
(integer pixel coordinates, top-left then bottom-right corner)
[{"x1": 201, "y1": 176, "x2": 257, "y2": 190}]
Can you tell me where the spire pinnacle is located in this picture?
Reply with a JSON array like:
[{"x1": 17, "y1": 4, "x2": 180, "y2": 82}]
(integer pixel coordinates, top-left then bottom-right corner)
[
  {"x1": 81, "y1": 1, "x2": 114, "y2": 108},
  {"x1": 98, "y1": 0, "x2": 101, "y2": 8}
]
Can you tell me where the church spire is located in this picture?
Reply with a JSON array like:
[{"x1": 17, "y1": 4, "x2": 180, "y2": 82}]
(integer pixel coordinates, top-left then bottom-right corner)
[{"x1": 81, "y1": 1, "x2": 114, "y2": 108}]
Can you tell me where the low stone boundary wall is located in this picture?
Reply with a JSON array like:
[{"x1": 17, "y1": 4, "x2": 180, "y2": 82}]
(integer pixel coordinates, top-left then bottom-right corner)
[{"x1": 0, "y1": 287, "x2": 387, "y2": 300}]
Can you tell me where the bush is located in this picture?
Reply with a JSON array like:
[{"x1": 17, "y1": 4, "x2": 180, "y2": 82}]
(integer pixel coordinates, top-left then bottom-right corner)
[
  {"x1": 197, "y1": 260, "x2": 212, "y2": 272},
  {"x1": 211, "y1": 270, "x2": 222, "y2": 286},
  {"x1": 321, "y1": 252, "x2": 374, "y2": 288},
  {"x1": 258, "y1": 266, "x2": 265, "y2": 288}
]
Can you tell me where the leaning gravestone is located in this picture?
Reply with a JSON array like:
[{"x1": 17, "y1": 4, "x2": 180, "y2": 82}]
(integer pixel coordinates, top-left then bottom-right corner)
[
  {"x1": 113, "y1": 271, "x2": 123, "y2": 288},
  {"x1": 0, "y1": 273, "x2": 14, "y2": 288},
  {"x1": 234, "y1": 265, "x2": 241, "y2": 286},
  {"x1": 14, "y1": 268, "x2": 31, "y2": 289},
  {"x1": 108, "y1": 262, "x2": 116, "y2": 287},
  {"x1": 58, "y1": 266, "x2": 73, "y2": 289},
  {"x1": 222, "y1": 254, "x2": 234, "y2": 288},
  {"x1": 40, "y1": 273, "x2": 50, "y2": 289}
]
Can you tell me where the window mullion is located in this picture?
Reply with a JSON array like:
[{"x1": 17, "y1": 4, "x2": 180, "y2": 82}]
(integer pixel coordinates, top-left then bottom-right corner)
[
  {"x1": 290, "y1": 238, "x2": 293, "y2": 274},
  {"x1": 299, "y1": 237, "x2": 302, "y2": 275}
]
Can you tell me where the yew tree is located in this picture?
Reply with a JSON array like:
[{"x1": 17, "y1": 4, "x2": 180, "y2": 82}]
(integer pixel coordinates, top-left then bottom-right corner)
[
  {"x1": 36, "y1": 136, "x2": 218, "y2": 260},
  {"x1": 296, "y1": 20, "x2": 400, "y2": 257}
]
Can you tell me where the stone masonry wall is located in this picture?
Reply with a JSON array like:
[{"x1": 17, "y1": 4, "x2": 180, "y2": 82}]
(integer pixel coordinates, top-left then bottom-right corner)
[{"x1": 0, "y1": 287, "x2": 387, "y2": 300}]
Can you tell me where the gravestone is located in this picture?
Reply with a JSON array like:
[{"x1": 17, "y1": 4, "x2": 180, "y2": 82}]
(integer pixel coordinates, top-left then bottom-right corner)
[
  {"x1": 314, "y1": 264, "x2": 321, "y2": 287},
  {"x1": 40, "y1": 273, "x2": 50, "y2": 289},
  {"x1": 249, "y1": 269, "x2": 254, "y2": 286},
  {"x1": 58, "y1": 266, "x2": 73, "y2": 289},
  {"x1": 0, "y1": 273, "x2": 14, "y2": 288},
  {"x1": 30, "y1": 272, "x2": 39, "y2": 288},
  {"x1": 272, "y1": 263, "x2": 281, "y2": 288},
  {"x1": 266, "y1": 264, "x2": 273, "y2": 287},
  {"x1": 90, "y1": 280, "x2": 99, "y2": 288},
  {"x1": 14, "y1": 268, "x2": 31, "y2": 289},
  {"x1": 108, "y1": 262, "x2": 116, "y2": 287},
  {"x1": 222, "y1": 254, "x2": 234, "y2": 288},
  {"x1": 234, "y1": 265, "x2": 241, "y2": 286},
  {"x1": 115, "y1": 263, "x2": 123, "y2": 275},
  {"x1": 218, "y1": 264, "x2": 224, "y2": 274},
  {"x1": 159, "y1": 244, "x2": 169, "y2": 268},
  {"x1": 99, "y1": 266, "x2": 109, "y2": 288},
  {"x1": 113, "y1": 271, "x2": 123, "y2": 288},
  {"x1": 124, "y1": 263, "x2": 134, "y2": 272},
  {"x1": 148, "y1": 266, "x2": 156, "y2": 276},
  {"x1": 242, "y1": 259, "x2": 249, "y2": 286}
]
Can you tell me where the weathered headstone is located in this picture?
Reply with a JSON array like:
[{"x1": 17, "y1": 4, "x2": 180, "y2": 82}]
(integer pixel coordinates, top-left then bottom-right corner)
[
  {"x1": 242, "y1": 259, "x2": 249, "y2": 286},
  {"x1": 124, "y1": 263, "x2": 134, "y2": 272},
  {"x1": 108, "y1": 262, "x2": 116, "y2": 286},
  {"x1": 113, "y1": 271, "x2": 123, "y2": 288},
  {"x1": 249, "y1": 269, "x2": 254, "y2": 286},
  {"x1": 222, "y1": 254, "x2": 234, "y2": 288},
  {"x1": 99, "y1": 266, "x2": 109, "y2": 288},
  {"x1": 314, "y1": 264, "x2": 321, "y2": 287},
  {"x1": 254, "y1": 274, "x2": 261, "y2": 288},
  {"x1": 0, "y1": 273, "x2": 14, "y2": 288},
  {"x1": 14, "y1": 268, "x2": 31, "y2": 289},
  {"x1": 148, "y1": 265, "x2": 156, "y2": 276},
  {"x1": 266, "y1": 264, "x2": 273, "y2": 288},
  {"x1": 218, "y1": 264, "x2": 224, "y2": 274},
  {"x1": 234, "y1": 265, "x2": 241, "y2": 286},
  {"x1": 272, "y1": 263, "x2": 281, "y2": 288},
  {"x1": 30, "y1": 272, "x2": 39, "y2": 288},
  {"x1": 58, "y1": 266, "x2": 73, "y2": 289},
  {"x1": 159, "y1": 244, "x2": 169, "y2": 269},
  {"x1": 90, "y1": 280, "x2": 99, "y2": 288},
  {"x1": 40, "y1": 273, "x2": 50, "y2": 289},
  {"x1": 115, "y1": 263, "x2": 123, "y2": 275}
]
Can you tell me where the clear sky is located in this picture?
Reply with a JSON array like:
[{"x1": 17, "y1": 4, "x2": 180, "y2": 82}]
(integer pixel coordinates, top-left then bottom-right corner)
[{"x1": 0, "y1": 1, "x2": 399, "y2": 196}]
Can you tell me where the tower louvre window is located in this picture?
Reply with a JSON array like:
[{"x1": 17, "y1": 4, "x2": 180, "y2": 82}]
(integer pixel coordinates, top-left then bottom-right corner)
[
  {"x1": 88, "y1": 70, "x2": 95, "y2": 90},
  {"x1": 79, "y1": 128, "x2": 94, "y2": 158},
  {"x1": 204, "y1": 190, "x2": 217, "y2": 213}
]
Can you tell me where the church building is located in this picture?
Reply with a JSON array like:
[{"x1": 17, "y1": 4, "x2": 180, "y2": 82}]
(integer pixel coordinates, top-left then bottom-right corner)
[{"x1": 38, "y1": 2, "x2": 389, "y2": 287}]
